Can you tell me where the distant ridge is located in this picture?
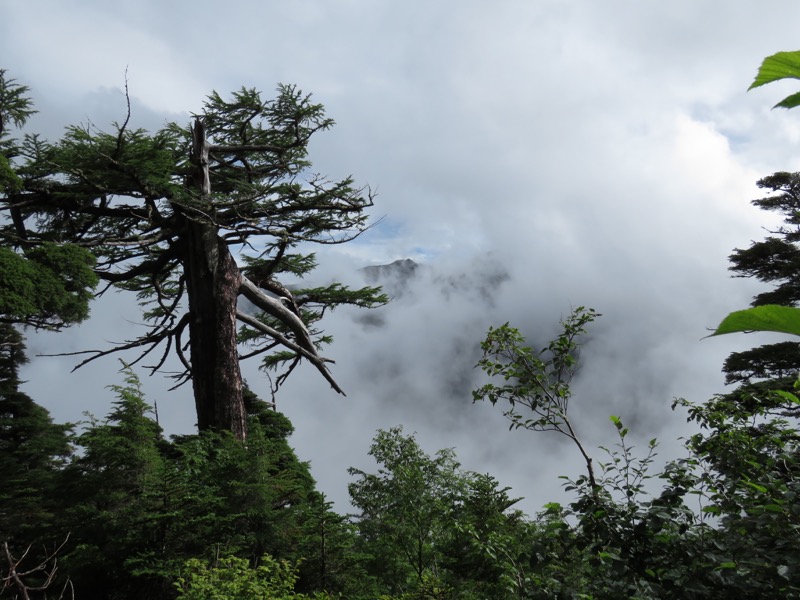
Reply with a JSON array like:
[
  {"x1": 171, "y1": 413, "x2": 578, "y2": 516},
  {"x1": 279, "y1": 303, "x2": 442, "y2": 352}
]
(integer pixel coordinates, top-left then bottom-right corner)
[{"x1": 361, "y1": 258, "x2": 419, "y2": 283}]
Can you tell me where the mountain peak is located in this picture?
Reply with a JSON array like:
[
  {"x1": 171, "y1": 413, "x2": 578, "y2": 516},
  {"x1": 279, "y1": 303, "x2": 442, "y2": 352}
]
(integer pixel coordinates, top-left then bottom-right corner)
[{"x1": 361, "y1": 259, "x2": 419, "y2": 283}]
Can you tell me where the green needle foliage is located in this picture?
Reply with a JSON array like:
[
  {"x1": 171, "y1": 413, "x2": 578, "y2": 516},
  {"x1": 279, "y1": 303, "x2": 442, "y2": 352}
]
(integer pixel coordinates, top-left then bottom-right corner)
[
  {"x1": 0, "y1": 324, "x2": 72, "y2": 556},
  {"x1": 8, "y1": 47, "x2": 800, "y2": 600},
  {"x1": 709, "y1": 55, "x2": 800, "y2": 417},
  {"x1": 713, "y1": 53, "x2": 800, "y2": 343},
  {"x1": 0, "y1": 72, "x2": 99, "y2": 331},
  {"x1": 0, "y1": 69, "x2": 387, "y2": 438},
  {"x1": 26, "y1": 367, "x2": 327, "y2": 599}
]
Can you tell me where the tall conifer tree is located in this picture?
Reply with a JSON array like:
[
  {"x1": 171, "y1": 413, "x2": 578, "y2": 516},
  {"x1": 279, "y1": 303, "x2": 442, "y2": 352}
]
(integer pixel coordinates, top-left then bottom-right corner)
[
  {"x1": 0, "y1": 324, "x2": 72, "y2": 550},
  {"x1": 0, "y1": 71, "x2": 386, "y2": 439}
]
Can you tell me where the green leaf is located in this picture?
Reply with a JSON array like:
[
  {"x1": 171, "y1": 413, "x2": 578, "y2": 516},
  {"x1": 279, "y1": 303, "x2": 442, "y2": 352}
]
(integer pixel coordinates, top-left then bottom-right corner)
[
  {"x1": 743, "y1": 480, "x2": 768, "y2": 494},
  {"x1": 709, "y1": 305, "x2": 800, "y2": 338},
  {"x1": 749, "y1": 51, "x2": 800, "y2": 108},
  {"x1": 772, "y1": 390, "x2": 800, "y2": 405},
  {"x1": 775, "y1": 90, "x2": 800, "y2": 110}
]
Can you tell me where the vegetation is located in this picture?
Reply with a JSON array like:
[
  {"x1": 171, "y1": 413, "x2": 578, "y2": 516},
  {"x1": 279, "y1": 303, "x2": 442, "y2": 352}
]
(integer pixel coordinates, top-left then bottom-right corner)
[
  {"x1": 0, "y1": 69, "x2": 386, "y2": 440},
  {"x1": 4, "y1": 51, "x2": 800, "y2": 598},
  {"x1": 175, "y1": 554, "x2": 332, "y2": 600}
]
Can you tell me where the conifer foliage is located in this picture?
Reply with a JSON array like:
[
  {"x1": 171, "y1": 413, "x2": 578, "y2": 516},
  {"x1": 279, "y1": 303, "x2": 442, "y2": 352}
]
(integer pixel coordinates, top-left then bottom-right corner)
[
  {"x1": 0, "y1": 70, "x2": 386, "y2": 439},
  {"x1": 723, "y1": 172, "x2": 800, "y2": 411},
  {"x1": 0, "y1": 70, "x2": 99, "y2": 332},
  {"x1": 37, "y1": 368, "x2": 323, "y2": 599},
  {"x1": 0, "y1": 324, "x2": 73, "y2": 597}
]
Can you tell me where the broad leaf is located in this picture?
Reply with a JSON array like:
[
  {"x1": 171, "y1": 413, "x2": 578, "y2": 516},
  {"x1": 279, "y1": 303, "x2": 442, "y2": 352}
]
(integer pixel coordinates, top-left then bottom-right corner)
[
  {"x1": 749, "y1": 51, "x2": 800, "y2": 108},
  {"x1": 772, "y1": 389, "x2": 800, "y2": 405},
  {"x1": 709, "y1": 305, "x2": 800, "y2": 338},
  {"x1": 775, "y1": 90, "x2": 800, "y2": 110}
]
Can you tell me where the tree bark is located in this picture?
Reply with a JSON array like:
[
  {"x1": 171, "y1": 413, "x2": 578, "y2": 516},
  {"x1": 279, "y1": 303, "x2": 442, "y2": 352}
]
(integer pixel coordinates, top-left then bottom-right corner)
[{"x1": 181, "y1": 119, "x2": 247, "y2": 440}]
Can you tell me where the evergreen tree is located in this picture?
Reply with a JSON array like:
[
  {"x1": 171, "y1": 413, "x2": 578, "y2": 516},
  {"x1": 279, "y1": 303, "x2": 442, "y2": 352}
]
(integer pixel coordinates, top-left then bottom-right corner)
[
  {"x1": 0, "y1": 70, "x2": 386, "y2": 439},
  {"x1": 0, "y1": 324, "x2": 72, "y2": 549},
  {"x1": 724, "y1": 171, "x2": 800, "y2": 413},
  {"x1": 295, "y1": 492, "x2": 370, "y2": 597},
  {"x1": 53, "y1": 370, "x2": 325, "y2": 599},
  {"x1": 57, "y1": 365, "x2": 168, "y2": 599},
  {"x1": 0, "y1": 70, "x2": 99, "y2": 331}
]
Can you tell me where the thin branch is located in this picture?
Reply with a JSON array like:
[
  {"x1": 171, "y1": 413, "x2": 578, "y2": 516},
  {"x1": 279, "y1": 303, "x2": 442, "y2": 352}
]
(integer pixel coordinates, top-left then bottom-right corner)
[
  {"x1": 38, "y1": 314, "x2": 187, "y2": 375},
  {"x1": 210, "y1": 143, "x2": 285, "y2": 154},
  {"x1": 2, "y1": 534, "x2": 71, "y2": 599},
  {"x1": 113, "y1": 66, "x2": 132, "y2": 160},
  {"x1": 272, "y1": 355, "x2": 302, "y2": 396}
]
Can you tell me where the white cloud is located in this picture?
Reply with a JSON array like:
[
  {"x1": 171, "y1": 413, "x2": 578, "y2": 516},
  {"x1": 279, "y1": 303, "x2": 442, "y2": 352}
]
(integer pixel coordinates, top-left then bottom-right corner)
[{"x1": 4, "y1": 1, "x2": 207, "y2": 113}]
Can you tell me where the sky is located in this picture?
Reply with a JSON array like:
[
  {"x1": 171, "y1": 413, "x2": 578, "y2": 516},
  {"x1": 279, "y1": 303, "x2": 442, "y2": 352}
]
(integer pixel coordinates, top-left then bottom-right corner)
[{"x1": 4, "y1": 0, "x2": 800, "y2": 514}]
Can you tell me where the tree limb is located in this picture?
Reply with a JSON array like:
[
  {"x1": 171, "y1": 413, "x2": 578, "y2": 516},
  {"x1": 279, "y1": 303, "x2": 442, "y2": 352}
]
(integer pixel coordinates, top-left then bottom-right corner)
[
  {"x1": 239, "y1": 275, "x2": 317, "y2": 354},
  {"x1": 235, "y1": 309, "x2": 344, "y2": 395},
  {"x1": 2, "y1": 534, "x2": 72, "y2": 600}
]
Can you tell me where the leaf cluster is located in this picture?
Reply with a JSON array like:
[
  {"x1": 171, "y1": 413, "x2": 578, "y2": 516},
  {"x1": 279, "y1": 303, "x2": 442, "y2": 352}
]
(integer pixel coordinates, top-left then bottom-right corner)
[
  {"x1": 347, "y1": 427, "x2": 533, "y2": 599},
  {"x1": 175, "y1": 554, "x2": 332, "y2": 600},
  {"x1": 473, "y1": 307, "x2": 599, "y2": 436}
]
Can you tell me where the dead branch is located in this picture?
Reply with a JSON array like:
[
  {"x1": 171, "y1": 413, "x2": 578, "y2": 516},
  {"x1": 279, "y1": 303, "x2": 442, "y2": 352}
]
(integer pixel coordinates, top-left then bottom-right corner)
[
  {"x1": 239, "y1": 275, "x2": 318, "y2": 355},
  {"x1": 2, "y1": 535, "x2": 73, "y2": 600},
  {"x1": 235, "y1": 309, "x2": 343, "y2": 395}
]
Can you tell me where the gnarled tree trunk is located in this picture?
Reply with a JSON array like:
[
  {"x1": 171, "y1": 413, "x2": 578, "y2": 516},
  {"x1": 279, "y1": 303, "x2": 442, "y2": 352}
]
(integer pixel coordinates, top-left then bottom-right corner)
[
  {"x1": 182, "y1": 119, "x2": 247, "y2": 440},
  {"x1": 182, "y1": 220, "x2": 246, "y2": 439}
]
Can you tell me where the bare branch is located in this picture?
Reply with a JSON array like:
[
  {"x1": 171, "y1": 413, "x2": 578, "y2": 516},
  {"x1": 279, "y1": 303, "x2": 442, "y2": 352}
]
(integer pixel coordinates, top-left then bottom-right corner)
[
  {"x1": 113, "y1": 67, "x2": 132, "y2": 159},
  {"x1": 239, "y1": 275, "x2": 317, "y2": 354},
  {"x1": 235, "y1": 309, "x2": 344, "y2": 395},
  {"x1": 39, "y1": 313, "x2": 188, "y2": 377},
  {"x1": 96, "y1": 246, "x2": 177, "y2": 283},
  {"x1": 210, "y1": 143, "x2": 285, "y2": 154},
  {"x1": 2, "y1": 534, "x2": 71, "y2": 600}
]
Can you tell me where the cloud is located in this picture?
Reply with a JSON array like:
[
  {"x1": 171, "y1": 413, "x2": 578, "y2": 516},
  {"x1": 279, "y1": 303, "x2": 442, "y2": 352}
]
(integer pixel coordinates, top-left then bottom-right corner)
[
  {"x1": 7, "y1": 0, "x2": 800, "y2": 514},
  {"x1": 3, "y1": 3, "x2": 207, "y2": 115}
]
